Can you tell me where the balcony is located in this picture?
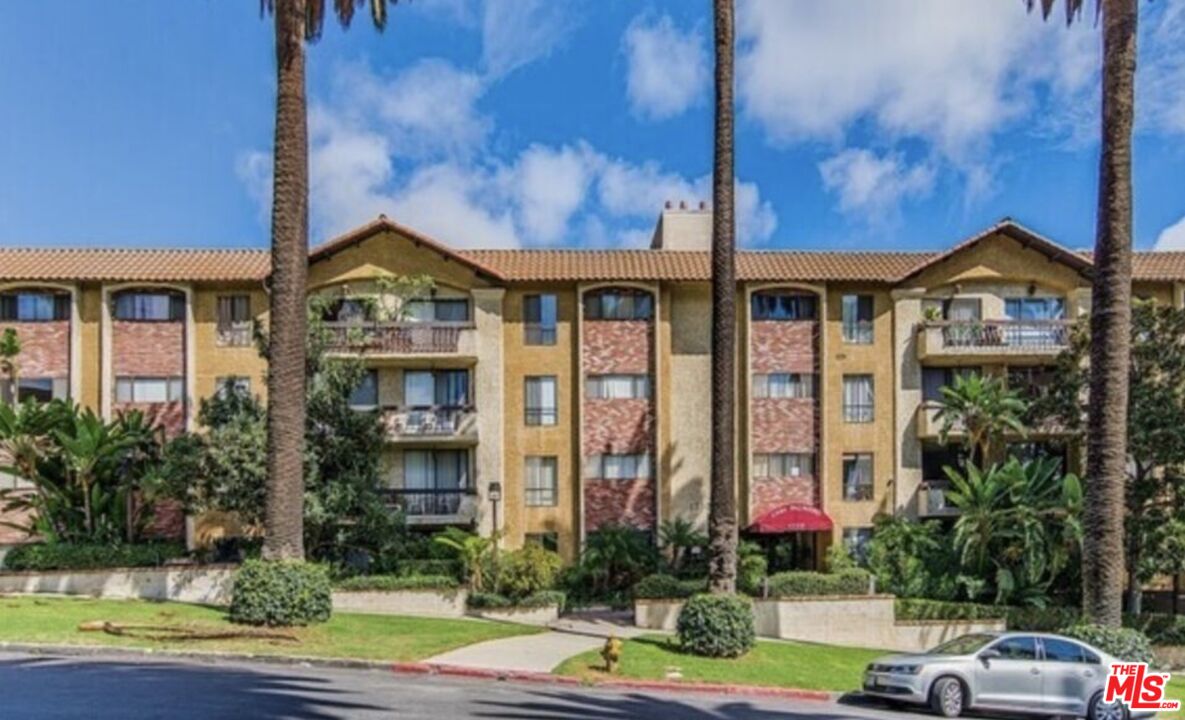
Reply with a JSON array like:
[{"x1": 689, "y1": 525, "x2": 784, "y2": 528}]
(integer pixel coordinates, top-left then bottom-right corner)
[
  {"x1": 381, "y1": 406, "x2": 478, "y2": 445},
  {"x1": 918, "y1": 481, "x2": 960, "y2": 518},
  {"x1": 916, "y1": 401, "x2": 1066, "y2": 440},
  {"x1": 916, "y1": 320, "x2": 1071, "y2": 363},
  {"x1": 381, "y1": 488, "x2": 477, "y2": 526},
  {"x1": 323, "y1": 321, "x2": 477, "y2": 358}
]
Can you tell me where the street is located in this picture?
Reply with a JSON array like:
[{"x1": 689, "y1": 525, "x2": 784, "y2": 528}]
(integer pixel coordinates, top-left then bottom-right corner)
[{"x1": 0, "y1": 651, "x2": 918, "y2": 720}]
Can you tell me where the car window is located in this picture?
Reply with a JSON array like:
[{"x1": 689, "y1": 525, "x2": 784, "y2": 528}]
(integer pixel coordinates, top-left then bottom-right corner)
[
  {"x1": 990, "y1": 636, "x2": 1038, "y2": 660},
  {"x1": 928, "y1": 634, "x2": 994, "y2": 655},
  {"x1": 1042, "y1": 638, "x2": 1087, "y2": 663}
]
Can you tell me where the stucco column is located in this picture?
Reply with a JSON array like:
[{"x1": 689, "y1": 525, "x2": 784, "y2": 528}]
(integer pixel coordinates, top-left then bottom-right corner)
[
  {"x1": 1174, "y1": 283, "x2": 1184, "y2": 310},
  {"x1": 471, "y1": 288, "x2": 505, "y2": 538},
  {"x1": 891, "y1": 287, "x2": 926, "y2": 518},
  {"x1": 1068, "y1": 287, "x2": 1093, "y2": 318}
]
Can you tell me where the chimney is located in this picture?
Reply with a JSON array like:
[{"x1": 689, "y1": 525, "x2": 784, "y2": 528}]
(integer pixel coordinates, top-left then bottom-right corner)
[{"x1": 649, "y1": 200, "x2": 712, "y2": 251}]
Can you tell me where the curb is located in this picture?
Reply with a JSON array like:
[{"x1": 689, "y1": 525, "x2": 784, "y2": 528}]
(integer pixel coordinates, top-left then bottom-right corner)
[
  {"x1": 0, "y1": 642, "x2": 395, "y2": 672},
  {"x1": 389, "y1": 661, "x2": 836, "y2": 703}
]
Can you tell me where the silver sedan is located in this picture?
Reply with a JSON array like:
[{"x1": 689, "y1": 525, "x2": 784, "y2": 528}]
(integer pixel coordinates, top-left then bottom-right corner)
[{"x1": 861, "y1": 631, "x2": 1153, "y2": 719}]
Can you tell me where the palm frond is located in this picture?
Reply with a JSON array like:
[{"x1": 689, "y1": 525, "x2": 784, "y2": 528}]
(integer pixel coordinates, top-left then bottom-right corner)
[{"x1": 1027, "y1": 0, "x2": 1097, "y2": 26}]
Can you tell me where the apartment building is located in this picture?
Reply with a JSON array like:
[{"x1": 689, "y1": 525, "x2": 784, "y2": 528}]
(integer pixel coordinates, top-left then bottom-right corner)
[{"x1": 4, "y1": 209, "x2": 1185, "y2": 564}]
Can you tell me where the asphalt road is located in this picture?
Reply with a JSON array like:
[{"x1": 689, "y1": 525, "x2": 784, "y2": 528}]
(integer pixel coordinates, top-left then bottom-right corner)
[{"x1": 0, "y1": 650, "x2": 924, "y2": 720}]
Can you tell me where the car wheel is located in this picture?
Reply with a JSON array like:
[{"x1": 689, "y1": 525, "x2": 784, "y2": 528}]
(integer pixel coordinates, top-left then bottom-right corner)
[
  {"x1": 929, "y1": 677, "x2": 965, "y2": 718},
  {"x1": 1087, "y1": 691, "x2": 1129, "y2": 720}
]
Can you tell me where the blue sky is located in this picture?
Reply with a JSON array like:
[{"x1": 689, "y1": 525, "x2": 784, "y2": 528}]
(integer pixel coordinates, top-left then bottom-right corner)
[{"x1": 2, "y1": 1, "x2": 1184, "y2": 253}]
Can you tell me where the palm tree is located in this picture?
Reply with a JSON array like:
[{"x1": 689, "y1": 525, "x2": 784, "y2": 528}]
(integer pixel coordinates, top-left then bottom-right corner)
[
  {"x1": 258, "y1": 0, "x2": 394, "y2": 561},
  {"x1": 0, "y1": 329, "x2": 20, "y2": 404},
  {"x1": 1030, "y1": 0, "x2": 1138, "y2": 626},
  {"x1": 934, "y1": 373, "x2": 1028, "y2": 463},
  {"x1": 707, "y1": 0, "x2": 738, "y2": 595}
]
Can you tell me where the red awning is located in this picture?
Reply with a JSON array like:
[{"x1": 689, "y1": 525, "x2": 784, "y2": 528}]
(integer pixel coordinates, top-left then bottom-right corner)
[{"x1": 748, "y1": 504, "x2": 834, "y2": 534}]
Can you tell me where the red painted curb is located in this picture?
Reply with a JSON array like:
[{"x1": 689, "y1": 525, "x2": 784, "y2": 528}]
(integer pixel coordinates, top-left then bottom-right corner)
[{"x1": 389, "y1": 662, "x2": 833, "y2": 703}]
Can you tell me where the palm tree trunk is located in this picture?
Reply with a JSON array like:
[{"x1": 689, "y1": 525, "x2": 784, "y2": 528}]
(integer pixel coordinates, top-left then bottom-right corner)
[
  {"x1": 707, "y1": 0, "x2": 738, "y2": 595},
  {"x1": 262, "y1": 0, "x2": 309, "y2": 561},
  {"x1": 1083, "y1": 0, "x2": 1138, "y2": 627}
]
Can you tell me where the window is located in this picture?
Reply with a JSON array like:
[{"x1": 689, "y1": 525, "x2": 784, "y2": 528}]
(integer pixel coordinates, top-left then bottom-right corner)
[
  {"x1": 752, "y1": 373, "x2": 815, "y2": 399},
  {"x1": 525, "y1": 533, "x2": 559, "y2": 553},
  {"x1": 524, "y1": 376, "x2": 558, "y2": 425},
  {"x1": 923, "y1": 297, "x2": 981, "y2": 322},
  {"x1": 405, "y1": 298, "x2": 470, "y2": 323},
  {"x1": 922, "y1": 367, "x2": 979, "y2": 403},
  {"x1": 1005, "y1": 297, "x2": 1066, "y2": 321},
  {"x1": 349, "y1": 369, "x2": 379, "y2": 409},
  {"x1": 403, "y1": 370, "x2": 469, "y2": 408},
  {"x1": 842, "y1": 295, "x2": 874, "y2": 344},
  {"x1": 1042, "y1": 638, "x2": 1090, "y2": 664},
  {"x1": 525, "y1": 456, "x2": 558, "y2": 507},
  {"x1": 326, "y1": 297, "x2": 373, "y2": 323},
  {"x1": 585, "y1": 453, "x2": 651, "y2": 480},
  {"x1": 113, "y1": 291, "x2": 184, "y2": 321},
  {"x1": 583, "y1": 289, "x2": 653, "y2": 320},
  {"x1": 1007, "y1": 442, "x2": 1067, "y2": 472},
  {"x1": 0, "y1": 292, "x2": 69, "y2": 322},
  {"x1": 842, "y1": 454, "x2": 874, "y2": 501},
  {"x1": 586, "y1": 374, "x2": 650, "y2": 400},
  {"x1": 750, "y1": 292, "x2": 817, "y2": 321},
  {"x1": 215, "y1": 376, "x2": 251, "y2": 397},
  {"x1": 922, "y1": 443, "x2": 969, "y2": 481},
  {"x1": 752, "y1": 453, "x2": 814, "y2": 478},
  {"x1": 216, "y1": 295, "x2": 252, "y2": 346},
  {"x1": 3, "y1": 377, "x2": 67, "y2": 404},
  {"x1": 990, "y1": 636, "x2": 1039, "y2": 661},
  {"x1": 402, "y1": 449, "x2": 470, "y2": 516},
  {"x1": 115, "y1": 377, "x2": 183, "y2": 403},
  {"x1": 524, "y1": 294, "x2": 557, "y2": 345},
  {"x1": 842, "y1": 375, "x2": 874, "y2": 422},
  {"x1": 843, "y1": 528, "x2": 873, "y2": 563}
]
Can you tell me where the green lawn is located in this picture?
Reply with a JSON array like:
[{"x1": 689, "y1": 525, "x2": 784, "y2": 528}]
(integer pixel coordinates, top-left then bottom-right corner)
[
  {"x1": 1165, "y1": 677, "x2": 1185, "y2": 718},
  {"x1": 555, "y1": 635, "x2": 883, "y2": 692},
  {"x1": 0, "y1": 595, "x2": 539, "y2": 663}
]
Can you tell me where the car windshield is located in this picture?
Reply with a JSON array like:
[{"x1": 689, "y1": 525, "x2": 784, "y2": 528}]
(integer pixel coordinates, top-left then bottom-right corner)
[{"x1": 927, "y1": 634, "x2": 995, "y2": 655}]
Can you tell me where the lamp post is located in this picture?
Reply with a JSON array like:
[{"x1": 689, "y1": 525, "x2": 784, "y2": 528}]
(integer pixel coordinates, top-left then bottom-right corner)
[{"x1": 488, "y1": 482, "x2": 503, "y2": 554}]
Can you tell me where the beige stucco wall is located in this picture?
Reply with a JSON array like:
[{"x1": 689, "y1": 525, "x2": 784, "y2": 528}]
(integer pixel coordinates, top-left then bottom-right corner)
[
  {"x1": 191, "y1": 283, "x2": 269, "y2": 405},
  {"x1": 663, "y1": 283, "x2": 712, "y2": 531}
]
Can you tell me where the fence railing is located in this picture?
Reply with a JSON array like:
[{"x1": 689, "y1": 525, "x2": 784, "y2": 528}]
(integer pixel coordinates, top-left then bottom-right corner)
[
  {"x1": 323, "y1": 321, "x2": 473, "y2": 354},
  {"x1": 380, "y1": 488, "x2": 474, "y2": 517},
  {"x1": 381, "y1": 406, "x2": 476, "y2": 438},
  {"x1": 923, "y1": 319, "x2": 1071, "y2": 351}
]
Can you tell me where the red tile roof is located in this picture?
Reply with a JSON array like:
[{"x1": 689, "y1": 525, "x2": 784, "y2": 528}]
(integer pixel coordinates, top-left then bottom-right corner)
[{"x1": 0, "y1": 248, "x2": 270, "y2": 283}]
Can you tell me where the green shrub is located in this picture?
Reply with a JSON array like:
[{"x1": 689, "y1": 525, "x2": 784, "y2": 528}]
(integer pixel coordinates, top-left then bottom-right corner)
[
  {"x1": 893, "y1": 599, "x2": 1085, "y2": 632},
  {"x1": 632, "y1": 574, "x2": 706, "y2": 599},
  {"x1": 765, "y1": 569, "x2": 871, "y2": 598},
  {"x1": 229, "y1": 560, "x2": 333, "y2": 627},
  {"x1": 1006, "y1": 606, "x2": 1081, "y2": 632},
  {"x1": 825, "y1": 543, "x2": 859, "y2": 573},
  {"x1": 1125, "y1": 614, "x2": 1185, "y2": 646},
  {"x1": 334, "y1": 574, "x2": 459, "y2": 592},
  {"x1": 2, "y1": 542, "x2": 187, "y2": 571},
  {"x1": 495, "y1": 544, "x2": 562, "y2": 599},
  {"x1": 395, "y1": 559, "x2": 460, "y2": 579},
  {"x1": 737, "y1": 547, "x2": 768, "y2": 596},
  {"x1": 468, "y1": 590, "x2": 566, "y2": 610},
  {"x1": 676, "y1": 593, "x2": 756, "y2": 658},
  {"x1": 1060, "y1": 624, "x2": 1154, "y2": 664}
]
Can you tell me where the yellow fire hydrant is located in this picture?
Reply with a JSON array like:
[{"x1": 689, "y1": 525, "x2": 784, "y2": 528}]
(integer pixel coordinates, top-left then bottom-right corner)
[{"x1": 601, "y1": 635, "x2": 622, "y2": 674}]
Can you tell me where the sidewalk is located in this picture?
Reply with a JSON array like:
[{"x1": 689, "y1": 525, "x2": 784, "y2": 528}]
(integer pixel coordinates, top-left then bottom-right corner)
[{"x1": 423, "y1": 631, "x2": 604, "y2": 673}]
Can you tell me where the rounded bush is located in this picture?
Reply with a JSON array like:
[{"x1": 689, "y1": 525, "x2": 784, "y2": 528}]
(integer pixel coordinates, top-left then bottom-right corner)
[
  {"x1": 1060, "y1": 624, "x2": 1153, "y2": 664},
  {"x1": 633, "y1": 573, "x2": 706, "y2": 600},
  {"x1": 229, "y1": 560, "x2": 333, "y2": 627},
  {"x1": 494, "y1": 543, "x2": 562, "y2": 599},
  {"x1": 676, "y1": 593, "x2": 756, "y2": 658}
]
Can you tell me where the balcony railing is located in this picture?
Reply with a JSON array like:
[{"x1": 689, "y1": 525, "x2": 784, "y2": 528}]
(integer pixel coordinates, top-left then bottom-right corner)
[
  {"x1": 381, "y1": 406, "x2": 477, "y2": 442},
  {"x1": 323, "y1": 321, "x2": 475, "y2": 355},
  {"x1": 381, "y1": 488, "x2": 475, "y2": 519},
  {"x1": 917, "y1": 319, "x2": 1072, "y2": 360},
  {"x1": 918, "y1": 481, "x2": 960, "y2": 518}
]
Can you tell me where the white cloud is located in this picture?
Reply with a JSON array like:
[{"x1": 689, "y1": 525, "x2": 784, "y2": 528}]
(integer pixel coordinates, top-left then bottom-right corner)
[
  {"x1": 1155, "y1": 215, "x2": 1185, "y2": 251},
  {"x1": 482, "y1": 0, "x2": 579, "y2": 78},
  {"x1": 1142, "y1": 3, "x2": 1185, "y2": 137},
  {"x1": 818, "y1": 148, "x2": 935, "y2": 218},
  {"x1": 508, "y1": 143, "x2": 597, "y2": 245},
  {"x1": 622, "y1": 13, "x2": 708, "y2": 121}
]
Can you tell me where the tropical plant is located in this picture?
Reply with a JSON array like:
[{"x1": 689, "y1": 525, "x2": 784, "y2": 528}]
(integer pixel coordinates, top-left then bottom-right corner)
[
  {"x1": 1029, "y1": 0, "x2": 1140, "y2": 627},
  {"x1": 865, "y1": 514, "x2": 960, "y2": 600},
  {"x1": 258, "y1": 0, "x2": 398, "y2": 562},
  {"x1": 659, "y1": 517, "x2": 706, "y2": 575},
  {"x1": 707, "y1": 0, "x2": 738, "y2": 595},
  {"x1": 493, "y1": 543, "x2": 562, "y2": 600},
  {"x1": 432, "y1": 527, "x2": 494, "y2": 592},
  {"x1": 0, "y1": 328, "x2": 19, "y2": 403},
  {"x1": 934, "y1": 372, "x2": 1027, "y2": 462},
  {"x1": 580, "y1": 524, "x2": 661, "y2": 597}
]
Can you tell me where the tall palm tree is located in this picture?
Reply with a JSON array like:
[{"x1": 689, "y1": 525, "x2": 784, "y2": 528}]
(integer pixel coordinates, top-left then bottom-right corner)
[
  {"x1": 707, "y1": 0, "x2": 738, "y2": 594},
  {"x1": 1030, "y1": 0, "x2": 1138, "y2": 626},
  {"x1": 259, "y1": 0, "x2": 393, "y2": 561}
]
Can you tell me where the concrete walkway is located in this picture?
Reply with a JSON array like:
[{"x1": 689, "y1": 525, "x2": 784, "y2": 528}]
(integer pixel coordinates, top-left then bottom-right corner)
[{"x1": 423, "y1": 631, "x2": 605, "y2": 673}]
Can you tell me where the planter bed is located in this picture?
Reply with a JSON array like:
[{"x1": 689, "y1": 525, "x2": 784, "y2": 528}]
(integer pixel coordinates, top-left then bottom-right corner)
[
  {"x1": 0, "y1": 564, "x2": 237, "y2": 606},
  {"x1": 466, "y1": 604, "x2": 560, "y2": 626},
  {"x1": 331, "y1": 587, "x2": 468, "y2": 618}
]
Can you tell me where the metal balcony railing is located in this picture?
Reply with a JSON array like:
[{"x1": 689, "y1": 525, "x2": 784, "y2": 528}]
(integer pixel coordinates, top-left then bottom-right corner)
[
  {"x1": 927, "y1": 319, "x2": 1071, "y2": 351},
  {"x1": 323, "y1": 321, "x2": 473, "y2": 354},
  {"x1": 381, "y1": 488, "x2": 474, "y2": 517},
  {"x1": 381, "y1": 406, "x2": 476, "y2": 439},
  {"x1": 918, "y1": 481, "x2": 960, "y2": 518}
]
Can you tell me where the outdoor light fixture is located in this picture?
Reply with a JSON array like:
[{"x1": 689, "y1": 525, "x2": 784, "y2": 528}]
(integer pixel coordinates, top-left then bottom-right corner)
[{"x1": 488, "y1": 482, "x2": 502, "y2": 502}]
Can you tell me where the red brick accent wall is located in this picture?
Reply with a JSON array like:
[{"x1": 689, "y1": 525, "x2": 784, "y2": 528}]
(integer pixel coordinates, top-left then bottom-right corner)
[
  {"x1": 0, "y1": 321, "x2": 69, "y2": 378},
  {"x1": 112, "y1": 321, "x2": 184, "y2": 376},
  {"x1": 751, "y1": 475, "x2": 817, "y2": 518},
  {"x1": 582, "y1": 308, "x2": 657, "y2": 534},
  {"x1": 751, "y1": 398, "x2": 816, "y2": 453},
  {"x1": 751, "y1": 321, "x2": 816, "y2": 373},
  {"x1": 585, "y1": 479, "x2": 655, "y2": 531}
]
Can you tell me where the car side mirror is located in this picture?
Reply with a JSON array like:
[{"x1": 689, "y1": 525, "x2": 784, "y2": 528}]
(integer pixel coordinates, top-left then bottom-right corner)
[{"x1": 979, "y1": 649, "x2": 1001, "y2": 665}]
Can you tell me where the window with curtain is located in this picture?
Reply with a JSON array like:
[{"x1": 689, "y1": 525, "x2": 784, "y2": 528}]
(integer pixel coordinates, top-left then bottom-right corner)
[
  {"x1": 842, "y1": 375, "x2": 874, "y2": 422},
  {"x1": 841, "y1": 295, "x2": 874, "y2": 344},
  {"x1": 10, "y1": 377, "x2": 65, "y2": 403},
  {"x1": 583, "y1": 289, "x2": 653, "y2": 320},
  {"x1": 1004, "y1": 297, "x2": 1066, "y2": 346},
  {"x1": 523, "y1": 294, "x2": 557, "y2": 345},
  {"x1": 0, "y1": 292, "x2": 69, "y2": 322},
  {"x1": 752, "y1": 453, "x2": 814, "y2": 477},
  {"x1": 842, "y1": 454, "x2": 874, "y2": 501},
  {"x1": 584, "y1": 453, "x2": 651, "y2": 479},
  {"x1": 404, "y1": 370, "x2": 469, "y2": 407},
  {"x1": 215, "y1": 376, "x2": 251, "y2": 398},
  {"x1": 402, "y1": 450, "x2": 469, "y2": 490},
  {"x1": 524, "y1": 376, "x2": 557, "y2": 425},
  {"x1": 113, "y1": 292, "x2": 184, "y2": 321},
  {"x1": 114, "y1": 377, "x2": 183, "y2": 403},
  {"x1": 750, "y1": 292, "x2": 817, "y2": 321},
  {"x1": 349, "y1": 369, "x2": 379, "y2": 408},
  {"x1": 752, "y1": 373, "x2": 814, "y2": 399},
  {"x1": 404, "y1": 298, "x2": 470, "y2": 323},
  {"x1": 216, "y1": 295, "x2": 252, "y2": 346},
  {"x1": 525, "y1": 456, "x2": 558, "y2": 506},
  {"x1": 586, "y1": 374, "x2": 650, "y2": 400}
]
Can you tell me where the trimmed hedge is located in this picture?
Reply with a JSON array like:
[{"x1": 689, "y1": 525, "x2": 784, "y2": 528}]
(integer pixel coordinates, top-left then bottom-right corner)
[
  {"x1": 633, "y1": 574, "x2": 707, "y2": 600},
  {"x1": 764, "y1": 569, "x2": 871, "y2": 598},
  {"x1": 893, "y1": 599, "x2": 1080, "y2": 633},
  {"x1": 1061, "y1": 624, "x2": 1154, "y2": 664},
  {"x1": 394, "y1": 559, "x2": 461, "y2": 579},
  {"x1": 334, "y1": 574, "x2": 459, "y2": 592},
  {"x1": 229, "y1": 560, "x2": 333, "y2": 627},
  {"x1": 467, "y1": 590, "x2": 566, "y2": 610},
  {"x1": 677, "y1": 593, "x2": 756, "y2": 658},
  {"x1": 1126, "y1": 613, "x2": 1185, "y2": 647},
  {"x1": 2, "y1": 542, "x2": 187, "y2": 572}
]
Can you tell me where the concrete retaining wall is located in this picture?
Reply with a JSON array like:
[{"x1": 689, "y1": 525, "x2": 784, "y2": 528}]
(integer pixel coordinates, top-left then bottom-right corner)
[
  {"x1": 467, "y1": 604, "x2": 559, "y2": 626},
  {"x1": 635, "y1": 596, "x2": 1007, "y2": 653},
  {"x1": 0, "y1": 565, "x2": 236, "y2": 606},
  {"x1": 330, "y1": 589, "x2": 468, "y2": 618}
]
